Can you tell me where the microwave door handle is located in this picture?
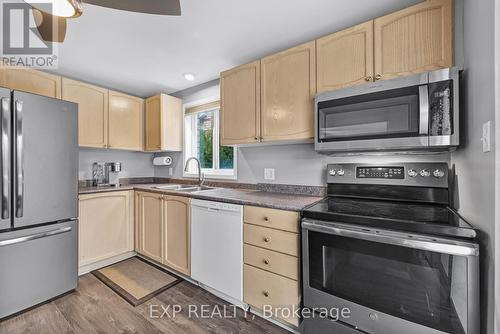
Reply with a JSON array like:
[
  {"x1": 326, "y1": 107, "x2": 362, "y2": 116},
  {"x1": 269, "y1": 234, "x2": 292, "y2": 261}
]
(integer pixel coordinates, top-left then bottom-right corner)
[
  {"x1": 419, "y1": 85, "x2": 429, "y2": 135},
  {"x1": 302, "y1": 220, "x2": 479, "y2": 257}
]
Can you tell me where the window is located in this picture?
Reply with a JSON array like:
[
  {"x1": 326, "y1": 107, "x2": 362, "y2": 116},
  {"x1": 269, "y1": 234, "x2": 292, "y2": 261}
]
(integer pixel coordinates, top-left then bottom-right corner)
[{"x1": 184, "y1": 101, "x2": 236, "y2": 179}]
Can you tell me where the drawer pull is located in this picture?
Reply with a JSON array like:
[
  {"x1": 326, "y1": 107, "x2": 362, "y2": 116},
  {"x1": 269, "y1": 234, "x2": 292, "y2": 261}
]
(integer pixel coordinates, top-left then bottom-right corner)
[
  {"x1": 263, "y1": 216, "x2": 269, "y2": 222},
  {"x1": 263, "y1": 291, "x2": 269, "y2": 297},
  {"x1": 263, "y1": 236, "x2": 270, "y2": 243},
  {"x1": 263, "y1": 259, "x2": 270, "y2": 265}
]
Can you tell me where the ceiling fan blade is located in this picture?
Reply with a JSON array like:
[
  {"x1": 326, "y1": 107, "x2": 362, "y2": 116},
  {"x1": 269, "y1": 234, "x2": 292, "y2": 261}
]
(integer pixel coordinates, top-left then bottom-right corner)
[
  {"x1": 83, "y1": 0, "x2": 181, "y2": 16},
  {"x1": 32, "y1": 9, "x2": 67, "y2": 43}
]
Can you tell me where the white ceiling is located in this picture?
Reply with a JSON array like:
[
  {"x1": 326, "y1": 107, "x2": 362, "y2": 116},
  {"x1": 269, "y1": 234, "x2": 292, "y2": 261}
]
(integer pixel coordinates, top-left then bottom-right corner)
[{"x1": 53, "y1": 0, "x2": 421, "y2": 97}]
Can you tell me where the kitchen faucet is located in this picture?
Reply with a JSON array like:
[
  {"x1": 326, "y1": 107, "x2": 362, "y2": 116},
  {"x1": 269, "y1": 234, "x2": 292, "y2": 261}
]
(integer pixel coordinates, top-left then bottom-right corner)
[{"x1": 184, "y1": 157, "x2": 205, "y2": 187}]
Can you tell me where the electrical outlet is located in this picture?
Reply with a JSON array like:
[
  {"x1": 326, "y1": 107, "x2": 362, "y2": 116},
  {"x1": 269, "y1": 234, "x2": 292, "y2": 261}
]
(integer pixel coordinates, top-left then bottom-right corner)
[
  {"x1": 482, "y1": 121, "x2": 491, "y2": 153},
  {"x1": 264, "y1": 168, "x2": 275, "y2": 181},
  {"x1": 168, "y1": 167, "x2": 173, "y2": 176}
]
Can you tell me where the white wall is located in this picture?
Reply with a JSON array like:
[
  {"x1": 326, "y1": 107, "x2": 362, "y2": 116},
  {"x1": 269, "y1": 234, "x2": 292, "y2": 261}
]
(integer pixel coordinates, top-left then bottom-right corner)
[
  {"x1": 450, "y1": 0, "x2": 496, "y2": 333},
  {"x1": 79, "y1": 148, "x2": 154, "y2": 180}
]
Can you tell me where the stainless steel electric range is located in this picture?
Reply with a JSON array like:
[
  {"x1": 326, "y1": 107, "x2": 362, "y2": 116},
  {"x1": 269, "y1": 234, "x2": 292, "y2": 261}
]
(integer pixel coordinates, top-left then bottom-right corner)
[{"x1": 301, "y1": 162, "x2": 479, "y2": 334}]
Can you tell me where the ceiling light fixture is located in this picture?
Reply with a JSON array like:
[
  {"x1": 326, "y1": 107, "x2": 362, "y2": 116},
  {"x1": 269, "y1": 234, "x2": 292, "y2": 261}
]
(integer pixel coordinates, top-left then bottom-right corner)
[
  {"x1": 184, "y1": 73, "x2": 195, "y2": 81},
  {"x1": 25, "y1": 0, "x2": 83, "y2": 18}
]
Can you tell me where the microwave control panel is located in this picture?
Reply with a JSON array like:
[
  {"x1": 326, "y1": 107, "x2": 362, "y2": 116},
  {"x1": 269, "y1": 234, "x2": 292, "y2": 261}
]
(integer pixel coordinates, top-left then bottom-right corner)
[{"x1": 356, "y1": 167, "x2": 404, "y2": 179}]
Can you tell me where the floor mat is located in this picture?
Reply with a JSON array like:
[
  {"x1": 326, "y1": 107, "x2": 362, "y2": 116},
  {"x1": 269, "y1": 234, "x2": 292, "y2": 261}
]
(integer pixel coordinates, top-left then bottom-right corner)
[{"x1": 92, "y1": 257, "x2": 182, "y2": 306}]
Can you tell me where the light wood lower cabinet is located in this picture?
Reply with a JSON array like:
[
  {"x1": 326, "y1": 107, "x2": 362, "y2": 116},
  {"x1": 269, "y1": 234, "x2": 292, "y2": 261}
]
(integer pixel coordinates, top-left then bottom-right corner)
[
  {"x1": 78, "y1": 191, "x2": 134, "y2": 267},
  {"x1": 135, "y1": 192, "x2": 191, "y2": 276},
  {"x1": 108, "y1": 91, "x2": 144, "y2": 151},
  {"x1": 62, "y1": 78, "x2": 108, "y2": 148},
  {"x1": 163, "y1": 196, "x2": 191, "y2": 275},
  {"x1": 243, "y1": 206, "x2": 301, "y2": 327},
  {"x1": 135, "y1": 192, "x2": 164, "y2": 263},
  {"x1": 0, "y1": 65, "x2": 61, "y2": 98}
]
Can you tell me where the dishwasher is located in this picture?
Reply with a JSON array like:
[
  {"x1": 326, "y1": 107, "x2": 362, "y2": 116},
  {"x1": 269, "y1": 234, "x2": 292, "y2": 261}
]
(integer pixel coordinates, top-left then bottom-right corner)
[{"x1": 191, "y1": 199, "x2": 243, "y2": 304}]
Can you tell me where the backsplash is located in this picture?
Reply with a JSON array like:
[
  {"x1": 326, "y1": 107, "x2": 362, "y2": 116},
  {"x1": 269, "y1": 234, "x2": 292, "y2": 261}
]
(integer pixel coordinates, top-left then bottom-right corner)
[{"x1": 79, "y1": 148, "x2": 154, "y2": 180}]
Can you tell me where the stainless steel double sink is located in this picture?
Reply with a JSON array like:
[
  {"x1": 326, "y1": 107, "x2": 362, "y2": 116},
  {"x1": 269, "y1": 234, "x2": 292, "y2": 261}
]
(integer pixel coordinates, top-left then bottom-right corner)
[{"x1": 153, "y1": 184, "x2": 217, "y2": 193}]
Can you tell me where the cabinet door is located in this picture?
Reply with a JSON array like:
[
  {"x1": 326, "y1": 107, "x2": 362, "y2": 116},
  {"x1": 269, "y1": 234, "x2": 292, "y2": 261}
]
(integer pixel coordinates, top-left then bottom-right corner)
[
  {"x1": 220, "y1": 61, "x2": 261, "y2": 145},
  {"x1": 145, "y1": 95, "x2": 162, "y2": 151},
  {"x1": 317, "y1": 21, "x2": 374, "y2": 92},
  {"x1": 261, "y1": 41, "x2": 316, "y2": 142},
  {"x1": 108, "y1": 91, "x2": 144, "y2": 150},
  {"x1": 62, "y1": 78, "x2": 108, "y2": 148},
  {"x1": 0, "y1": 65, "x2": 61, "y2": 98},
  {"x1": 374, "y1": 0, "x2": 453, "y2": 81},
  {"x1": 78, "y1": 191, "x2": 133, "y2": 267},
  {"x1": 145, "y1": 94, "x2": 183, "y2": 152},
  {"x1": 163, "y1": 195, "x2": 191, "y2": 275},
  {"x1": 136, "y1": 192, "x2": 163, "y2": 263}
]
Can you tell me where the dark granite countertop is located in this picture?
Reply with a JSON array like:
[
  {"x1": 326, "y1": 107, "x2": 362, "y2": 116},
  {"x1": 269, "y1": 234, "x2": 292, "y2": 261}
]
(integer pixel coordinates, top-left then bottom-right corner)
[{"x1": 79, "y1": 183, "x2": 324, "y2": 211}]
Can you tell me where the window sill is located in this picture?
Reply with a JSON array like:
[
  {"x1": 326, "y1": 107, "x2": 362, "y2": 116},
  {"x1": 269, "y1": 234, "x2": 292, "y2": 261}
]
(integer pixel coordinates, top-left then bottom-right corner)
[{"x1": 183, "y1": 172, "x2": 237, "y2": 181}]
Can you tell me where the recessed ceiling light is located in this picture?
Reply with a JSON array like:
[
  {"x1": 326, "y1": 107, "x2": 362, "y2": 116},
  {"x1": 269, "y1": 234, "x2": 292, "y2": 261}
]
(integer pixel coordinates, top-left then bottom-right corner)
[
  {"x1": 184, "y1": 73, "x2": 195, "y2": 81},
  {"x1": 25, "y1": 0, "x2": 83, "y2": 18}
]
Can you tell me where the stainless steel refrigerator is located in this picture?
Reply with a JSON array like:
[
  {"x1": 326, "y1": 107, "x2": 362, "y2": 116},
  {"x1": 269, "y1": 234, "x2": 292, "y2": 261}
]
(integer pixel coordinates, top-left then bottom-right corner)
[{"x1": 0, "y1": 88, "x2": 78, "y2": 319}]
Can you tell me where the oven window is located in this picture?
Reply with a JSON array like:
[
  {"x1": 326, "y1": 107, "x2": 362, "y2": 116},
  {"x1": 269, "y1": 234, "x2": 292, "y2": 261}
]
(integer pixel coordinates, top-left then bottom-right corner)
[
  {"x1": 308, "y1": 231, "x2": 467, "y2": 334},
  {"x1": 317, "y1": 86, "x2": 421, "y2": 142}
]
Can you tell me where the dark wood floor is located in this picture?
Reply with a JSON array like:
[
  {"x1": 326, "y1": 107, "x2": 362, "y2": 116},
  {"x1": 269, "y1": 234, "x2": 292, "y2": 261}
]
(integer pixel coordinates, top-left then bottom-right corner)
[{"x1": 0, "y1": 274, "x2": 289, "y2": 334}]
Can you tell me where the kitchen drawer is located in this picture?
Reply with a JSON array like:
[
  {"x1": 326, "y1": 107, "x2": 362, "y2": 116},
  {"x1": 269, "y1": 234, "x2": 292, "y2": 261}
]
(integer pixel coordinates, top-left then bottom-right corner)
[
  {"x1": 244, "y1": 264, "x2": 299, "y2": 326},
  {"x1": 244, "y1": 244, "x2": 299, "y2": 280},
  {"x1": 244, "y1": 224, "x2": 299, "y2": 256},
  {"x1": 244, "y1": 206, "x2": 299, "y2": 232}
]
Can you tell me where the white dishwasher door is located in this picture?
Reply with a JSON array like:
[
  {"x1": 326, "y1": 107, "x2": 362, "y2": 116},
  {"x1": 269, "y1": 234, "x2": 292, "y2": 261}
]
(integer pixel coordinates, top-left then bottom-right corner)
[{"x1": 191, "y1": 199, "x2": 243, "y2": 302}]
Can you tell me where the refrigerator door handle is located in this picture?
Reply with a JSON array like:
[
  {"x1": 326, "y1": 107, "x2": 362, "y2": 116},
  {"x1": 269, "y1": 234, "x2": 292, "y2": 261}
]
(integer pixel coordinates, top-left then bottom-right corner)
[
  {"x1": 1, "y1": 98, "x2": 10, "y2": 219},
  {"x1": 14, "y1": 100, "x2": 23, "y2": 218},
  {"x1": 0, "y1": 226, "x2": 72, "y2": 247}
]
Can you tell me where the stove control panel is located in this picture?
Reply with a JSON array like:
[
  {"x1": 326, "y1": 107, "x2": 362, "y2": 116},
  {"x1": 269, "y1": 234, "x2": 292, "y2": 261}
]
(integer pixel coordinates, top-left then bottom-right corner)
[
  {"x1": 356, "y1": 167, "x2": 404, "y2": 179},
  {"x1": 327, "y1": 162, "x2": 449, "y2": 188}
]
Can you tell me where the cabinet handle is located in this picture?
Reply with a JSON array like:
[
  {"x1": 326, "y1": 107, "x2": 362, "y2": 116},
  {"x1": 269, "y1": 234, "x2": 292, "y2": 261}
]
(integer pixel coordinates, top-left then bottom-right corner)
[
  {"x1": 263, "y1": 216, "x2": 269, "y2": 222},
  {"x1": 365, "y1": 76, "x2": 372, "y2": 82},
  {"x1": 263, "y1": 259, "x2": 270, "y2": 265},
  {"x1": 375, "y1": 74, "x2": 382, "y2": 81},
  {"x1": 263, "y1": 291, "x2": 269, "y2": 297},
  {"x1": 263, "y1": 237, "x2": 270, "y2": 243}
]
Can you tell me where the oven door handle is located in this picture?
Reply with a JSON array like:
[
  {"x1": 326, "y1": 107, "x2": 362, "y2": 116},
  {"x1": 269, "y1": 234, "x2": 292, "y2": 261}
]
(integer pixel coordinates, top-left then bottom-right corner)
[
  {"x1": 302, "y1": 220, "x2": 479, "y2": 257},
  {"x1": 419, "y1": 85, "x2": 429, "y2": 135}
]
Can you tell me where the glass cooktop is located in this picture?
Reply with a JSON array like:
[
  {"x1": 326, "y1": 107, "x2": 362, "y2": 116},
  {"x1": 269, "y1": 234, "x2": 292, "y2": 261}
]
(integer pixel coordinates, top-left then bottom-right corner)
[{"x1": 302, "y1": 197, "x2": 476, "y2": 239}]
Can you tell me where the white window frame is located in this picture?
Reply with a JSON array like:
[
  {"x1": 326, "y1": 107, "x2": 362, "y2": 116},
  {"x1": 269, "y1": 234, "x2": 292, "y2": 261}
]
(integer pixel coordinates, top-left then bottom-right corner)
[{"x1": 183, "y1": 100, "x2": 237, "y2": 180}]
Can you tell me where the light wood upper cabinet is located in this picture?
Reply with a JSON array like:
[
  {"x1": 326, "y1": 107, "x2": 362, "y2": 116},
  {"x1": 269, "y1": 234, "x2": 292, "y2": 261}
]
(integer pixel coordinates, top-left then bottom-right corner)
[
  {"x1": 260, "y1": 41, "x2": 316, "y2": 142},
  {"x1": 374, "y1": 0, "x2": 453, "y2": 81},
  {"x1": 62, "y1": 78, "x2": 108, "y2": 148},
  {"x1": 145, "y1": 94, "x2": 183, "y2": 152},
  {"x1": 136, "y1": 192, "x2": 163, "y2": 263},
  {"x1": 108, "y1": 91, "x2": 144, "y2": 151},
  {"x1": 78, "y1": 191, "x2": 134, "y2": 267},
  {"x1": 0, "y1": 65, "x2": 61, "y2": 98},
  {"x1": 220, "y1": 61, "x2": 261, "y2": 145},
  {"x1": 317, "y1": 21, "x2": 374, "y2": 92},
  {"x1": 163, "y1": 195, "x2": 191, "y2": 276}
]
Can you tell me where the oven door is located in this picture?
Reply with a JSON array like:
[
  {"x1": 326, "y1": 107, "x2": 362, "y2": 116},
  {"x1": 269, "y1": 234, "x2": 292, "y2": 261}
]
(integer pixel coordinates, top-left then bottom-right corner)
[
  {"x1": 302, "y1": 219, "x2": 479, "y2": 334},
  {"x1": 315, "y1": 74, "x2": 430, "y2": 152}
]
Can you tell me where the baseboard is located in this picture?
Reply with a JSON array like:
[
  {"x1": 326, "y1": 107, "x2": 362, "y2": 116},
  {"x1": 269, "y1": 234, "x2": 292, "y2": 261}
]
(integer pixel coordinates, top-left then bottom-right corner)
[{"x1": 78, "y1": 251, "x2": 136, "y2": 276}]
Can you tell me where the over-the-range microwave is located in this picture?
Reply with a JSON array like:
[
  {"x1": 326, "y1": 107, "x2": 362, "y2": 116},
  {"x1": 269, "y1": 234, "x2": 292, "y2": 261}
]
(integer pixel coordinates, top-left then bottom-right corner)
[{"x1": 315, "y1": 67, "x2": 459, "y2": 153}]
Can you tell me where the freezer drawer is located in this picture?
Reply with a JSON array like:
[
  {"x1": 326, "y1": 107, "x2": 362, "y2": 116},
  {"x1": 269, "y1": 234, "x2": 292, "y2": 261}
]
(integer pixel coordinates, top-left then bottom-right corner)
[{"x1": 0, "y1": 220, "x2": 78, "y2": 319}]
